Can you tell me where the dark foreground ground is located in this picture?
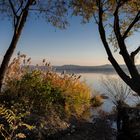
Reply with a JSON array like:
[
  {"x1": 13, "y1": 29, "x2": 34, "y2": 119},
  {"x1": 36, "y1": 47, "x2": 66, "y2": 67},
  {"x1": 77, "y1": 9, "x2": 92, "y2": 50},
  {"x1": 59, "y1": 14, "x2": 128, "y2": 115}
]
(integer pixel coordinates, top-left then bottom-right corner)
[{"x1": 47, "y1": 117, "x2": 118, "y2": 140}]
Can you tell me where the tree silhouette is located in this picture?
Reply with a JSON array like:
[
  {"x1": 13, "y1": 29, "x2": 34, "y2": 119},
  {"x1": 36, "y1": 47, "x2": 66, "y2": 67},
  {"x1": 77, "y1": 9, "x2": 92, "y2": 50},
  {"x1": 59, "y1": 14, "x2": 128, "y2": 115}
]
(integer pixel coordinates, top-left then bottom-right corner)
[
  {"x1": 0, "y1": 0, "x2": 68, "y2": 91},
  {"x1": 72, "y1": 0, "x2": 140, "y2": 95}
]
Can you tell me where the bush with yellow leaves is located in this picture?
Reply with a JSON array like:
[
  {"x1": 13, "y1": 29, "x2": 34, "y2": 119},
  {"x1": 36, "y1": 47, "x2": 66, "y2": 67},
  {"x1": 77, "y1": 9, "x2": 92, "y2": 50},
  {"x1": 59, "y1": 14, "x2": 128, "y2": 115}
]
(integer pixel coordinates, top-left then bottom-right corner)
[
  {"x1": 3, "y1": 54, "x2": 93, "y2": 118},
  {"x1": 0, "y1": 54, "x2": 102, "y2": 138}
]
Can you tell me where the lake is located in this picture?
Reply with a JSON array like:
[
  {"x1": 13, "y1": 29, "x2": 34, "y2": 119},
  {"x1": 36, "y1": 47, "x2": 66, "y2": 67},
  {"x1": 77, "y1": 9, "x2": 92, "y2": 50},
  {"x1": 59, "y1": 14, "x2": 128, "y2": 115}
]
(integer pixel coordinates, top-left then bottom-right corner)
[
  {"x1": 80, "y1": 72, "x2": 117, "y2": 93},
  {"x1": 79, "y1": 72, "x2": 139, "y2": 112}
]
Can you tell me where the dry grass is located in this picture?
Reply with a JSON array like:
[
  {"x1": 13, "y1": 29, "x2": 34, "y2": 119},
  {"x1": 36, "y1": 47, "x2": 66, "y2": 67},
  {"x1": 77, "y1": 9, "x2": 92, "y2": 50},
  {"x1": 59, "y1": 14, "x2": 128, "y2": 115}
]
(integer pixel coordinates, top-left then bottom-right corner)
[{"x1": 3, "y1": 54, "x2": 99, "y2": 118}]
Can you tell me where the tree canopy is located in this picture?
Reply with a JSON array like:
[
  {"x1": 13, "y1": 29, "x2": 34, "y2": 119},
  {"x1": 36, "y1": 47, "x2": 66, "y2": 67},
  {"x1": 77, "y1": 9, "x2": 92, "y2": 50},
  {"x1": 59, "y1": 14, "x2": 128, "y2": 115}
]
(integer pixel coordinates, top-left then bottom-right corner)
[
  {"x1": 0, "y1": 0, "x2": 69, "y2": 29},
  {"x1": 72, "y1": 0, "x2": 140, "y2": 41},
  {"x1": 71, "y1": 0, "x2": 140, "y2": 94}
]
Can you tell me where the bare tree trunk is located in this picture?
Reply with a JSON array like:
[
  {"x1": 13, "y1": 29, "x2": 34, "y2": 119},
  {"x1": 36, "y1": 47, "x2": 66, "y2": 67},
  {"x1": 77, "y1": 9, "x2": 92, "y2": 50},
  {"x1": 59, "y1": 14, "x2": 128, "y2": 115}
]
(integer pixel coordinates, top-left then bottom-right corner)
[{"x1": 0, "y1": 10, "x2": 28, "y2": 92}]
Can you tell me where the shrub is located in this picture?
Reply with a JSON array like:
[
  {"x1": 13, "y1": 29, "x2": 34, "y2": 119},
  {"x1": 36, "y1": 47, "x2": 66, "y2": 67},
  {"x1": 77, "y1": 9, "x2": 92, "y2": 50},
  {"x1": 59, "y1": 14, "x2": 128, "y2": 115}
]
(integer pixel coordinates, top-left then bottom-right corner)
[
  {"x1": 0, "y1": 54, "x2": 100, "y2": 138},
  {"x1": 3, "y1": 55, "x2": 92, "y2": 118},
  {"x1": 90, "y1": 95, "x2": 103, "y2": 107},
  {"x1": 3, "y1": 70, "x2": 65, "y2": 115},
  {"x1": 44, "y1": 72, "x2": 91, "y2": 117}
]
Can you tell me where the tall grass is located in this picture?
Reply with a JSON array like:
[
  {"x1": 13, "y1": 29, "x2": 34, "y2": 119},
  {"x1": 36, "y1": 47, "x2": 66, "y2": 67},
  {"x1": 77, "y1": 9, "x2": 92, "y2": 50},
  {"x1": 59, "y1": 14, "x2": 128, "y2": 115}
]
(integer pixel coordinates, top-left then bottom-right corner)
[
  {"x1": 101, "y1": 77, "x2": 132, "y2": 107},
  {"x1": 3, "y1": 55, "x2": 92, "y2": 118},
  {"x1": 0, "y1": 54, "x2": 102, "y2": 139},
  {"x1": 101, "y1": 77, "x2": 134, "y2": 132}
]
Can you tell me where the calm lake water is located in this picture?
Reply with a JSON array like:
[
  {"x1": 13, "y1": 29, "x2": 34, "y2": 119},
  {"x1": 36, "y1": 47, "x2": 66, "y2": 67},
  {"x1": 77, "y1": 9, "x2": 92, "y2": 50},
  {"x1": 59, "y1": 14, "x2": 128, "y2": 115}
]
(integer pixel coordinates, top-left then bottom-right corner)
[
  {"x1": 80, "y1": 72, "x2": 117, "y2": 93},
  {"x1": 79, "y1": 72, "x2": 138, "y2": 112}
]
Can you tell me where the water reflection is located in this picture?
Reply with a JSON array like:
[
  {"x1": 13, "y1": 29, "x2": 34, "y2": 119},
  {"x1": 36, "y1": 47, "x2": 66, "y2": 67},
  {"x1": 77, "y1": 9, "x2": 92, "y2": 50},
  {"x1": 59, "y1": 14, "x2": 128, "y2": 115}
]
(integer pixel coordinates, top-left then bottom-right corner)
[
  {"x1": 80, "y1": 72, "x2": 139, "y2": 112},
  {"x1": 80, "y1": 72, "x2": 118, "y2": 93}
]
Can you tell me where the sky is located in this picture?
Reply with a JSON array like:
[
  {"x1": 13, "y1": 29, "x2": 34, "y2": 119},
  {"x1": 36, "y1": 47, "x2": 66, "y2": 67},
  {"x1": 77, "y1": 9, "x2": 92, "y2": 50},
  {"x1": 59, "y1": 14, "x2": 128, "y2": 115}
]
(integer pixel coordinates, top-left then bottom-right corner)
[{"x1": 0, "y1": 15, "x2": 140, "y2": 66}]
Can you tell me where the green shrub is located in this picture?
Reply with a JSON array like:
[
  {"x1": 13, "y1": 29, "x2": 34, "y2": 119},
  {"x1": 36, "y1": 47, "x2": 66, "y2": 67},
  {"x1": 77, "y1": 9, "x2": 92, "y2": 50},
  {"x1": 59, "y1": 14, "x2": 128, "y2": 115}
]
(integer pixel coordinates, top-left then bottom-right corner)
[
  {"x1": 3, "y1": 55, "x2": 93, "y2": 118},
  {"x1": 0, "y1": 54, "x2": 101, "y2": 138},
  {"x1": 0, "y1": 55, "x2": 101, "y2": 139}
]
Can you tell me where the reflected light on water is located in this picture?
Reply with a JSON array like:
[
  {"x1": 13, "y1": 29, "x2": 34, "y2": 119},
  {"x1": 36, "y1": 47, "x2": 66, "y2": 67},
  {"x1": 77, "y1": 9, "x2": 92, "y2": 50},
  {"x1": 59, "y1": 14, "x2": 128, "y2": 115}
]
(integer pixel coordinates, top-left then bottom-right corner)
[{"x1": 80, "y1": 72, "x2": 139, "y2": 112}]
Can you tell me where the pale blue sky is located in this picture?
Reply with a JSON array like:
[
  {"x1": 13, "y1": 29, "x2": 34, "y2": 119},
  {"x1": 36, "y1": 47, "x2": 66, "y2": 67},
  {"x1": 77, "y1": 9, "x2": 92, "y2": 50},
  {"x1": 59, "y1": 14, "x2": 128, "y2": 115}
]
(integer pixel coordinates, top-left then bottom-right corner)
[{"x1": 0, "y1": 16, "x2": 140, "y2": 66}]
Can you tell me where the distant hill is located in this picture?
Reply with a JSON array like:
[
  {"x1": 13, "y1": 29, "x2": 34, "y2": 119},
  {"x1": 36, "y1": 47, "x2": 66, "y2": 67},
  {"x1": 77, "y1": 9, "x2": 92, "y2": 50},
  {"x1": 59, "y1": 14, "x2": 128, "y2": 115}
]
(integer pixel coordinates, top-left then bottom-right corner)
[
  {"x1": 28, "y1": 64, "x2": 140, "y2": 74},
  {"x1": 53, "y1": 64, "x2": 140, "y2": 73}
]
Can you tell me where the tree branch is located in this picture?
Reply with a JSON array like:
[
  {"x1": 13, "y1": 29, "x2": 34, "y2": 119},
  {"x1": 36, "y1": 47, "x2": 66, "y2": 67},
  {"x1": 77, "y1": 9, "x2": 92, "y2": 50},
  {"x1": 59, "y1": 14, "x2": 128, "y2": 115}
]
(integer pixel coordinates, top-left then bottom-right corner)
[
  {"x1": 123, "y1": 11, "x2": 140, "y2": 39},
  {"x1": 113, "y1": 2, "x2": 122, "y2": 39},
  {"x1": 93, "y1": 14, "x2": 99, "y2": 24},
  {"x1": 97, "y1": 0, "x2": 131, "y2": 86},
  {"x1": 131, "y1": 46, "x2": 140, "y2": 64},
  {"x1": 29, "y1": 8, "x2": 49, "y2": 12},
  {"x1": 8, "y1": 0, "x2": 18, "y2": 18},
  {"x1": 113, "y1": 2, "x2": 139, "y2": 78},
  {"x1": 16, "y1": 0, "x2": 24, "y2": 15}
]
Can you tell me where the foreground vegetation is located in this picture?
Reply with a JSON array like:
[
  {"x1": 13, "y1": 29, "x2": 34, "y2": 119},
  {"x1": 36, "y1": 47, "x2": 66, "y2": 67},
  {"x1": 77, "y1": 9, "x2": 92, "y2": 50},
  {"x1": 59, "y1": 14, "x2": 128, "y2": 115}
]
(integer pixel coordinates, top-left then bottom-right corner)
[
  {"x1": 0, "y1": 55, "x2": 140, "y2": 140},
  {"x1": 0, "y1": 54, "x2": 102, "y2": 139}
]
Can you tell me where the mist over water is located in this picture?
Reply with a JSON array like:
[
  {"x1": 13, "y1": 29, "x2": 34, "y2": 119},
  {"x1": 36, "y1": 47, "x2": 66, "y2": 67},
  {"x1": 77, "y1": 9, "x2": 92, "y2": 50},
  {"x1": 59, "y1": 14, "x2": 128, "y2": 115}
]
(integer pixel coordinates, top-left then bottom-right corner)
[
  {"x1": 80, "y1": 72, "x2": 118, "y2": 93},
  {"x1": 79, "y1": 72, "x2": 117, "y2": 112},
  {"x1": 80, "y1": 72, "x2": 139, "y2": 112}
]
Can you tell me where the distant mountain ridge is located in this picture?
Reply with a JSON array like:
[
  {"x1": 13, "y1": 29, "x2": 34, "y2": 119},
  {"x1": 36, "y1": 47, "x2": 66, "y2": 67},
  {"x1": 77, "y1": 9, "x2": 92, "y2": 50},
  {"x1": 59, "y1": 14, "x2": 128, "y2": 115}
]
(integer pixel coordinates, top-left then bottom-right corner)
[
  {"x1": 28, "y1": 64, "x2": 140, "y2": 73},
  {"x1": 53, "y1": 64, "x2": 140, "y2": 73}
]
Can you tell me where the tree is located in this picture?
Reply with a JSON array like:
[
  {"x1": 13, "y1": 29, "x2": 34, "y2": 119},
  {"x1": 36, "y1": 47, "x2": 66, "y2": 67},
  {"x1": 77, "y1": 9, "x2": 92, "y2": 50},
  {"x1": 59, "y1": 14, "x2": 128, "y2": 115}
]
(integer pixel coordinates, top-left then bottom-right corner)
[
  {"x1": 0, "y1": 0, "x2": 68, "y2": 91},
  {"x1": 71, "y1": 0, "x2": 140, "y2": 95}
]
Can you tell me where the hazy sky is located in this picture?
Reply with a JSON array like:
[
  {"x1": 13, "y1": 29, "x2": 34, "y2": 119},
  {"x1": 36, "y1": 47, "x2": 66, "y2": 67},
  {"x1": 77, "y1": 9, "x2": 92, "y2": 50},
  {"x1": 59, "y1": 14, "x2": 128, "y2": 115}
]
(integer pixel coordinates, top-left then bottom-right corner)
[{"x1": 0, "y1": 16, "x2": 140, "y2": 66}]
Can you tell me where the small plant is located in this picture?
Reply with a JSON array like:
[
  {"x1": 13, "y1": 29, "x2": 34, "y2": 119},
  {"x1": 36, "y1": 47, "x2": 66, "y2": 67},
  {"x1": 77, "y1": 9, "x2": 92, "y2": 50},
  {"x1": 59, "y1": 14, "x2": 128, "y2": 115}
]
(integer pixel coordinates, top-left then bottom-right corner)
[
  {"x1": 131, "y1": 92, "x2": 140, "y2": 107},
  {"x1": 101, "y1": 77, "x2": 132, "y2": 107},
  {"x1": 90, "y1": 95, "x2": 103, "y2": 107},
  {"x1": 0, "y1": 105, "x2": 34, "y2": 140},
  {"x1": 101, "y1": 77, "x2": 133, "y2": 132}
]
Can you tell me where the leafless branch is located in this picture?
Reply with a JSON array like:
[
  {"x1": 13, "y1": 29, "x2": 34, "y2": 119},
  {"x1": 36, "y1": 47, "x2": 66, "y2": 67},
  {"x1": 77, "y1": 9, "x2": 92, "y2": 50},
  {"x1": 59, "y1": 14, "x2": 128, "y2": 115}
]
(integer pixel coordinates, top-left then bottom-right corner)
[
  {"x1": 29, "y1": 8, "x2": 49, "y2": 12},
  {"x1": 131, "y1": 46, "x2": 140, "y2": 64},
  {"x1": 16, "y1": 0, "x2": 24, "y2": 15},
  {"x1": 8, "y1": 0, "x2": 18, "y2": 18},
  {"x1": 93, "y1": 14, "x2": 98, "y2": 24},
  {"x1": 123, "y1": 11, "x2": 140, "y2": 39}
]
